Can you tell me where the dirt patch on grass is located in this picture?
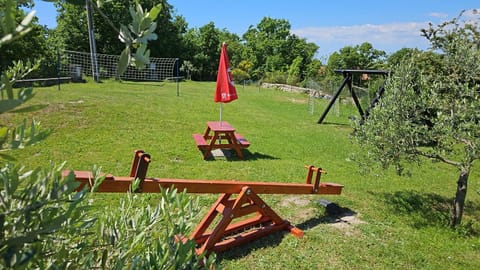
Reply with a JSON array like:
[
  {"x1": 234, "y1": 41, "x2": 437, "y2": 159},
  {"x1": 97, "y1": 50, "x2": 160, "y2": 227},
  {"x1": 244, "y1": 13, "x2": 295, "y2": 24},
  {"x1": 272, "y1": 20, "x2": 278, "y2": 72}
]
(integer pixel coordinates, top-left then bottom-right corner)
[
  {"x1": 278, "y1": 195, "x2": 315, "y2": 221},
  {"x1": 325, "y1": 210, "x2": 366, "y2": 236},
  {"x1": 288, "y1": 98, "x2": 307, "y2": 104},
  {"x1": 279, "y1": 195, "x2": 310, "y2": 207},
  {"x1": 279, "y1": 196, "x2": 366, "y2": 235}
]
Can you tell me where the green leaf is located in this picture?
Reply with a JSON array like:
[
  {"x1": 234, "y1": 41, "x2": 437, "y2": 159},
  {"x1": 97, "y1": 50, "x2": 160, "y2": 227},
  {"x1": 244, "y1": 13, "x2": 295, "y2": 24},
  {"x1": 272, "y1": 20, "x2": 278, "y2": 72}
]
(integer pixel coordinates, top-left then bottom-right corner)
[
  {"x1": 133, "y1": 45, "x2": 150, "y2": 68},
  {"x1": 148, "y1": 4, "x2": 162, "y2": 21},
  {"x1": 118, "y1": 25, "x2": 132, "y2": 44},
  {"x1": 118, "y1": 47, "x2": 131, "y2": 76},
  {"x1": 18, "y1": 87, "x2": 34, "y2": 102},
  {"x1": 0, "y1": 127, "x2": 8, "y2": 147}
]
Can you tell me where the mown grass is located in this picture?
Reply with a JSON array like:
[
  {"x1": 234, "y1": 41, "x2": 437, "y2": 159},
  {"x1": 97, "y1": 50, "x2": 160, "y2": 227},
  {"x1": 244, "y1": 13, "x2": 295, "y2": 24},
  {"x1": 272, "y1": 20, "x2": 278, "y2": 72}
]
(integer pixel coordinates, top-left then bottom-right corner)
[{"x1": 2, "y1": 79, "x2": 480, "y2": 269}]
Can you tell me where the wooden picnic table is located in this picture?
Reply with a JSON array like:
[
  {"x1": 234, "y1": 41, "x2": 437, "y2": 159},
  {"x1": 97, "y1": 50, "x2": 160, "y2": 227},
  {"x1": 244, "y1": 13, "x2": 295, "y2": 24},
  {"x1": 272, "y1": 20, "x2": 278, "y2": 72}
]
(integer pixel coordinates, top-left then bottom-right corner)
[{"x1": 192, "y1": 121, "x2": 250, "y2": 160}]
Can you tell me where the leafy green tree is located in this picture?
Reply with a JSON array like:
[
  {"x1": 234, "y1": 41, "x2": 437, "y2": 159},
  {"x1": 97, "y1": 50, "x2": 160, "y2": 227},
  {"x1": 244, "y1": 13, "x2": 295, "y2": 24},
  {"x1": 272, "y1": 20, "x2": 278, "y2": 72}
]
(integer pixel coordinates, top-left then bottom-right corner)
[
  {"x1": 304, "y1": 58, "x2": 323, "y2": 82},
  {"x1": 218, "y1": 29, "x2": 242, "y2": 66},
  {"x1": 182, "y1": 26, "x2": 241, "y2": 81},
  {"x1": 242, "y1": 17, "x2": 318, "y2": 82},
  {"x1": 357, "y1": 42, "x2": 386, "y2": 69},
  {"x1": 197, "y1": 22, "x2": 220, "y2": 80},
  {"x1": 0, "y1": 1, "x2": 47, "y2": 75},
  {"x1": 287, "y1": 56, "x2": 302, "y2": 85},
  {"x1": 55, "y1": 0, "x2": 183, "y2": 58},
  {"x1": 353, "y1": 12, "x2": 480, "y2": 226},
  {"x1": 182, "y1": 22, "x2": 221, "y2": 80},
  {"x1": 54, "y1": 1, "x2": 89, "y2": 51},
  {"x1": 387, "y1": 48, "x2": 442, "y2": 77},
  {"x1": 231, "y1": 60, "x2": 252, "y2": 83},
  {"x1": 326, "y1": 42, "x2": 386, "y2": 74},
  {"x1": 386, "y1": 48, "x2": 418, "y2": 67}
]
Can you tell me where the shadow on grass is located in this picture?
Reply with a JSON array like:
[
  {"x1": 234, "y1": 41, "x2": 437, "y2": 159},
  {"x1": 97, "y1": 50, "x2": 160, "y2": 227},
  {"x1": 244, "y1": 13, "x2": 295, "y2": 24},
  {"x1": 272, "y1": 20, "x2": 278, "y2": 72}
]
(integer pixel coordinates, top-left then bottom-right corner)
[
  {"x1": 243, "y1": 150, "x2": 278, "y2": 160},
  {"x1": 319, "y1": 121, "x2": 351, "y2": 127},
  {"x1": 216, "y1": 230, "x2": 286, "y2": 261},
  {"x1": 0, "y1": 153, "x2": 16, "y2": 161},
  {"x1": 10, "y1": 104, "x2": 49, "y2": 113},
  {"x1": 372, "y1": 190, "x2": 480, "y2": 235},
  {"x1": 374, "y1": 190, "x2": 451, "y2": 228},
  {"x1": 203, "y1": 149, "x2": 278, "y2": 161},
  {"x1": 120, "y1": 80, "x2": 167, "y2": 87},
  {"x1": 217, "y1": 202, "x2": 354, "y2": 261},
  {"x1": 214, "y1": 193, "x2": 480, "y2": 260},
  {"x1": 297, "y1": 202, "x2": 358, "y2": 231}
]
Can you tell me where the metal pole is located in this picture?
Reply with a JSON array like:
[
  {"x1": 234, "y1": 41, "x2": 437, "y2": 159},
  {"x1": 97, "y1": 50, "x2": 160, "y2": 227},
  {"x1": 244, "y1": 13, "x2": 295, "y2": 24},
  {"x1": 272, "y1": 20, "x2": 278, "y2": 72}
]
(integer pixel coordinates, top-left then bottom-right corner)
[
  {"x1": 175, "y1": 58, "x2": 180, "y2": 96},
  {"x1": 348, "y1": 77, "x2": 365, "y2": 119},
  {"x1": 317, "y1": 74, "x2": 350, "y2": 124},
  {"x1": 219, "y1": 103, "x2": 222, "y2": 124},
  {"x1": 86, "y1": 0, "x2": 99, "y2": 82},
  {"x1": 57, "y1": 48, "x2": 61, "y2": 91}
]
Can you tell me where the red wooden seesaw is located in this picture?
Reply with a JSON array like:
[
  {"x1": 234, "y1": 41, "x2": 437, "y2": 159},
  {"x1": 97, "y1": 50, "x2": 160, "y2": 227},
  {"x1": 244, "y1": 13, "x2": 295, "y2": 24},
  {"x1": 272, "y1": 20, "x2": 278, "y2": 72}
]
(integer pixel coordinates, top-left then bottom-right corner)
[{"x1": 62, "y1": 150, "x2": 343, "y2": 255}]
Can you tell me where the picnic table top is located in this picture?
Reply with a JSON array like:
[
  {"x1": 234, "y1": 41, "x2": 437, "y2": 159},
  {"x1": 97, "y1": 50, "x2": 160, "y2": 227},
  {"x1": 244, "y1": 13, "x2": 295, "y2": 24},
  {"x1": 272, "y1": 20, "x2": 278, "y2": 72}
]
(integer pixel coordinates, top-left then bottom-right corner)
[{"x1": 207, "y1": 121, "x2": 235, "y2": 132}]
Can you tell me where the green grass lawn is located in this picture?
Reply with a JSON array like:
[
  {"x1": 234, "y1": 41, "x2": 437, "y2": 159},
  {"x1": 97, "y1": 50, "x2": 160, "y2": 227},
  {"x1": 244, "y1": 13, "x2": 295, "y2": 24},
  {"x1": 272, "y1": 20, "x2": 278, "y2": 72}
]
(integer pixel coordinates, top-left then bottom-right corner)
[{"x1": 2, "y1": 79, "x2": 479, "y2": 269}]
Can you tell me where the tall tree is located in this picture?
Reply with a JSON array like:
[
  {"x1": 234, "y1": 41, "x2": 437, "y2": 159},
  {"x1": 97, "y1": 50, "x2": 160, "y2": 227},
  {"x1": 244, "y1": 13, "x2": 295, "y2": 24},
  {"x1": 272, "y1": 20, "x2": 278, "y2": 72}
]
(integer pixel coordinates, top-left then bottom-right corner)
[
  {"x1": 242, "y1": 17, "x2": 318, "y2": 81},
  {"x1": 55, "y1": 0, "x2": 184, "y2": 57},
  {"x1": 387, "y1": 48, "x2": 442, "y2": 77},
  {"x1": 0, "y1": 0, "x2": 48, "y2": 74},
  {"x1": 353, "y1": 11, "x2": 480, "y2": 226},
  {"x1": 182, "y1": 22, "x2": 222, "y2": 80},
  {"x1": 326, "y1": 42, "x2": 386, "y2": 74}
]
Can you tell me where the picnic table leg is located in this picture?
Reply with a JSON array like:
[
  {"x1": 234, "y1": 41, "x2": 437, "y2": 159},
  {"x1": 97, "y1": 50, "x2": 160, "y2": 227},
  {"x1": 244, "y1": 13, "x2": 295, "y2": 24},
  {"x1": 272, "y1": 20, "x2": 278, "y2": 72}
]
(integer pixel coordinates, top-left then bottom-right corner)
[
  {"x1": 203, "y1": 126, "x2": 211, "y2": 138},
  {"x1": 226, "y1": 131, "x2": 244, "y2": 159},
  {"x1": 203, "y1": 132, "x2": 219, "y2": 160},
  {"x1": 201, "y1": 127, "x2": 213, "y2": 160}
]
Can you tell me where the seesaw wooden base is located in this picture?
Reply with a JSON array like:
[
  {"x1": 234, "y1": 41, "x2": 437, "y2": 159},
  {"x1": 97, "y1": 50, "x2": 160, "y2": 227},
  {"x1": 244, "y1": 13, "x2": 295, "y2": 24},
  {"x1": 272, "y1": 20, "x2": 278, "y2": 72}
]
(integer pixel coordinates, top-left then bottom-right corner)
[
  {"x1": 63, "y1": 150, "x2": 343, "y2": 255},
  {"x1": 183, "y1": 186, "x2": 303, "y2": 255}
]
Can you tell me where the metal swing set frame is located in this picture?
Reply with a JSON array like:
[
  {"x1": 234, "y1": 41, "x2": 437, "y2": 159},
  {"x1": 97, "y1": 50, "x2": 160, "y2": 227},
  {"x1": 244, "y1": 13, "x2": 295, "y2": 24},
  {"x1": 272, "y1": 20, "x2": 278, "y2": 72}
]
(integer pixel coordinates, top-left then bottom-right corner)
[{"x1": 318, "y1": 69, "x2": 389, "y2": 124}]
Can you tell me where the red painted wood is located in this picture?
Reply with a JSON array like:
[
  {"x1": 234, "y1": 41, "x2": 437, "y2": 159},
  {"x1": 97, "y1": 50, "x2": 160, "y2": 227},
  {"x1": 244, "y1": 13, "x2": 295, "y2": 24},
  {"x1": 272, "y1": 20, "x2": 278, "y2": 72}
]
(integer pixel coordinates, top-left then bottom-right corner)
[
  {"x1": 63, "y1": 170, "x2": 343, "y2": 195},
  {"x1": 192, "y1": 134, "x2": 208, "y2": 148},
  {"x1": 62, "y1": 151, "x2": 344, "y2": 255}
]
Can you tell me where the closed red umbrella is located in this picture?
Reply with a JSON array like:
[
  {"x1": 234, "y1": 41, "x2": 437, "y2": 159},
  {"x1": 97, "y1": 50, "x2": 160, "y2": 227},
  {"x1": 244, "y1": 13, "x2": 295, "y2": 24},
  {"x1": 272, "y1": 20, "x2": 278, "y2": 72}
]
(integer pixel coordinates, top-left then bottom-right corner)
[{"x1": 214, "y1": 43, "x2": 237, "y2": 123}]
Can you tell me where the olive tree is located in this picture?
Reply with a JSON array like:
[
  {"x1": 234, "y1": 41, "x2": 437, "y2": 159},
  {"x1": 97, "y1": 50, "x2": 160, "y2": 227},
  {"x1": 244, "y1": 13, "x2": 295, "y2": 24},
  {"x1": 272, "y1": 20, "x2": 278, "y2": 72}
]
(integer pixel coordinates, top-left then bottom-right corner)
[{"x1": 353, "y1": 11, "x2": 480, "y2": 226}]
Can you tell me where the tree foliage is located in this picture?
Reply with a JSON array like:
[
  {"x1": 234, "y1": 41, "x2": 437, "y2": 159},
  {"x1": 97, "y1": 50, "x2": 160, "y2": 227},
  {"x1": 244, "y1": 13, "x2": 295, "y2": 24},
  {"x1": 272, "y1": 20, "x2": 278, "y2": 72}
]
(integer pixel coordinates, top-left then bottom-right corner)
[
  {"x1": 56, "y1": 0, "x2": 181, "y2": 57},
  {"x1": 0, "y1": 0, "x2": 43, "y2": 153},
  {"x1": 242, "y1": 17, "x2": 318, "y2": 81},
  {"x1": 0, "y1": 0, "x2": 46, "y2": 73},
  {"x1": 353, "y1": 11, "x2": 480, "y2": 226},
  {"x1": 326, "y1": 42, "x2": 386, "y2": 74},
  {"x1": 1, "y1": 164, "x2": 216, "y2": 268}
]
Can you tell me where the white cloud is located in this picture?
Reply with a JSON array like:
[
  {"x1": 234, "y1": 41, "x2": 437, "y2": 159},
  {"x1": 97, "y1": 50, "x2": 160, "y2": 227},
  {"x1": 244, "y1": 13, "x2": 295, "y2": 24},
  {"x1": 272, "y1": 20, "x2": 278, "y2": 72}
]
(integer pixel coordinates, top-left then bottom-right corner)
[
  {"x1": 292, "y1": 22, "x2": 432, "y2": 57},
  {"x1": 427, "y1": 12, "x2": 449, "y2": 19}
]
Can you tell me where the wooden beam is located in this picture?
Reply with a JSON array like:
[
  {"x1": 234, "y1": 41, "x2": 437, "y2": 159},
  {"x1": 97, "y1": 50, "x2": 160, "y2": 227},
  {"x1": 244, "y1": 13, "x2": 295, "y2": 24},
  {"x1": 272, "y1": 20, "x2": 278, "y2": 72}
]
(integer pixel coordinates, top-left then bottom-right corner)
[{"x1": 62, "y1": 170, "x2": 343, "y2": 195}]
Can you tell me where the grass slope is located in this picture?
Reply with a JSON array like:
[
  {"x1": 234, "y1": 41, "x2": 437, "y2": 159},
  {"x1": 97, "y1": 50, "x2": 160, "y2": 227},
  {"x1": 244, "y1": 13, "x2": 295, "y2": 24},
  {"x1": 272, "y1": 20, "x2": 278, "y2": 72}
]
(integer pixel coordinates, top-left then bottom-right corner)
[{"x1": 2, "y1": 80, "x2": 479, "y2": 269}]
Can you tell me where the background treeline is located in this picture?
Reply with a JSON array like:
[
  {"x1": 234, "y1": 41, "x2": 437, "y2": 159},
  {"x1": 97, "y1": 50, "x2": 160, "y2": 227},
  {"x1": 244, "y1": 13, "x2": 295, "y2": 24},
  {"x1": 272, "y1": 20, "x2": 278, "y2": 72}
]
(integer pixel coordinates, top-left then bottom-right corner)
[{"x1": 2, "y1": 0, "x2": 428, "y2": 85}]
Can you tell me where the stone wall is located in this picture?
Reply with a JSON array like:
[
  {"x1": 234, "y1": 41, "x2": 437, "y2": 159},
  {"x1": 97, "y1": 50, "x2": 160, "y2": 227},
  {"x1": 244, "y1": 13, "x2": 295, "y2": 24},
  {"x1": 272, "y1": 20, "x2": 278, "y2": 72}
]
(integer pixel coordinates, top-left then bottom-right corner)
[{"x1": 261, "y1": 83, "x2": 332, "y2": 99}]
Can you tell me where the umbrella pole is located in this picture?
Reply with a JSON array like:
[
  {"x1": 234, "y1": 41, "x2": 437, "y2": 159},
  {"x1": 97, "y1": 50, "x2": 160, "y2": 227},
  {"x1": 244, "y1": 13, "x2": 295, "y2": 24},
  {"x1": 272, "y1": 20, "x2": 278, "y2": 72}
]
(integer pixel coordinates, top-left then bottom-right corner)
[
  {"x1": 219, "y1": 103, "x2": 223, "y2": 125},
  {"x1": 219, "y1": 103, "x2": 223, "y2": 142}
]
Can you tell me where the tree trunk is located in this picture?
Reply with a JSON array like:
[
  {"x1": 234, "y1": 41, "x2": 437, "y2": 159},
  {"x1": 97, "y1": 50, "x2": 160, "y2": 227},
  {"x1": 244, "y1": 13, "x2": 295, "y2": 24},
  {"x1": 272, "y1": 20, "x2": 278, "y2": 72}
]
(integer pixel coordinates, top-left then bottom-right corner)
[{"x1": 451, "y1": 169, "x2": 469, "y2": 226}]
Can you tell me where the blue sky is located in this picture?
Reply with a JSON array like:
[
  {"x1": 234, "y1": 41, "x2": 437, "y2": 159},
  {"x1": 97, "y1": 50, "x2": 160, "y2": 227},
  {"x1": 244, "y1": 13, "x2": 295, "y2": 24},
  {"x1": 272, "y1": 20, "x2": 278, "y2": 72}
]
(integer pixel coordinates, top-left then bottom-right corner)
[{"x1": 33, "y1": 0, "x2": 479, "y2": 58}]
